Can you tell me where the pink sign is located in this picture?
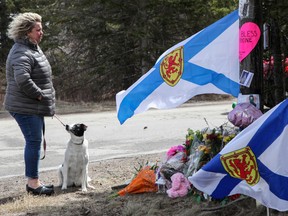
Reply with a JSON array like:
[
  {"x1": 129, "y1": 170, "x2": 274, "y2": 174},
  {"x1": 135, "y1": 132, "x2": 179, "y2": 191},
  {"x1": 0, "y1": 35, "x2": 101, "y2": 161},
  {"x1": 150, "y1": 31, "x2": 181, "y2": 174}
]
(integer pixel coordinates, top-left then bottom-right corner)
[{"x1": 239, "y1": 22, "x2": 261, "y2": 62}]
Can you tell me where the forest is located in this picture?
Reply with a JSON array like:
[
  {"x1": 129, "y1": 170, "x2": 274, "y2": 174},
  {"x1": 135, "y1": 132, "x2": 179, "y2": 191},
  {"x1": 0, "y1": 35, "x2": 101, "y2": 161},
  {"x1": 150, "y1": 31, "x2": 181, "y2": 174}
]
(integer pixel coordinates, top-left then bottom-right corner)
[{"x1": 0, "y1": 0, "x2": 287, "y2": 106}]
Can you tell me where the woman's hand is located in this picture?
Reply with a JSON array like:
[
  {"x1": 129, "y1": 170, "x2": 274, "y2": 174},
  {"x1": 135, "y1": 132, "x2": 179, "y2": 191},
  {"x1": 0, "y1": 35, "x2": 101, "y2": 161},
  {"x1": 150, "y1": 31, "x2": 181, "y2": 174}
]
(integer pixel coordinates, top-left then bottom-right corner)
[{"x1": 37, "y1": 95, "x2": 42, "y2": 101}]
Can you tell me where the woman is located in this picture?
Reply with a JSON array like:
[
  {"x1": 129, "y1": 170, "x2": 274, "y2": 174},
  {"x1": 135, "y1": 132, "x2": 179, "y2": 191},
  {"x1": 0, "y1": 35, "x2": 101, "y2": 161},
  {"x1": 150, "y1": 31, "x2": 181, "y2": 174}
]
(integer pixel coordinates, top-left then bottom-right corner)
[{"x1": 4, "y1": 12, "x2": 55, "y2": 195}]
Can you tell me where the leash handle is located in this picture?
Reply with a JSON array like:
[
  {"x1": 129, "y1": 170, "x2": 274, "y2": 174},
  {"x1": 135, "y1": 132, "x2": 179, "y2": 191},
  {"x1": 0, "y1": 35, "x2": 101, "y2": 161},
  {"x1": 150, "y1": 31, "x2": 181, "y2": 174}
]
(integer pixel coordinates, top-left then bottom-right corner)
[{"x1": 40, "y1": 119, "x2": 46, "y2": 160}]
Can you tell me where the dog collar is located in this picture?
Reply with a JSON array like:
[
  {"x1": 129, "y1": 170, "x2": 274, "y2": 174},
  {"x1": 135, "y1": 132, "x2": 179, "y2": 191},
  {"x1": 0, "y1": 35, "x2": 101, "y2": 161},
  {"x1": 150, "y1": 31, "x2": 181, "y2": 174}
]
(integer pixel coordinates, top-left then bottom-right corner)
[{"x1": 73, "y1": 140, "x2": 84, "y2": 145}]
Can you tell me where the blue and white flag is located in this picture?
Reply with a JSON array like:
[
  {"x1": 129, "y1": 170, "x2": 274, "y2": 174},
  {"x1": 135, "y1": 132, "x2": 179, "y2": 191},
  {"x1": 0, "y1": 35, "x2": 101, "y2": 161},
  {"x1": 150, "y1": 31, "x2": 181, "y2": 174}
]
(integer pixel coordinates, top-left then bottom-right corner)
[
  {"x1": 189, "y1": 99, "x2": 288, "y2": 211},
  {"x1": 116, "y1": 10, "x2": 239, "y2": 124}
]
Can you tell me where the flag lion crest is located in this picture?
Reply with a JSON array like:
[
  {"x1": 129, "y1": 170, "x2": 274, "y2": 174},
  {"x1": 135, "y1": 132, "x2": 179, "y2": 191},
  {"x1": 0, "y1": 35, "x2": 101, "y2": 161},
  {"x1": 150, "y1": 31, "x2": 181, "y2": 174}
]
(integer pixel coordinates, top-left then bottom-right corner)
[
  {"x1": 160, "y1": 46, "x2": 183, "y2": 86},
  {"x1": 220, "y1": 146, "x2": 260, "y2": 186}
]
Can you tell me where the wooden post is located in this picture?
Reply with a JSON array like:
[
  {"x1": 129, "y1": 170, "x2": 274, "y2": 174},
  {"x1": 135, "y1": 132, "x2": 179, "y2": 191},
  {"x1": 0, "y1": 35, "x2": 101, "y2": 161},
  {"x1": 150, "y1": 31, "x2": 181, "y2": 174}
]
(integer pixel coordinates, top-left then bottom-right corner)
[
  {"x1": 239, "y1": 0, "x2": 264, "y2": 111},
  {"x1": 239, "y1": 0, "x2": 269, "y2": 214}
]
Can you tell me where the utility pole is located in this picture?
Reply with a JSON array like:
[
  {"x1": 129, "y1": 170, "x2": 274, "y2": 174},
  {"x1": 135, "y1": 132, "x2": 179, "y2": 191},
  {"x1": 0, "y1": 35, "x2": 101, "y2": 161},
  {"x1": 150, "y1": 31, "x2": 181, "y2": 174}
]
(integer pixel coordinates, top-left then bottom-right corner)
[
  {"x1": 238, "y1": 0, "x2": 263, "y2": 111},
  {"x1": 239, "y1": 0, "x2": 270, "y2": 215}
]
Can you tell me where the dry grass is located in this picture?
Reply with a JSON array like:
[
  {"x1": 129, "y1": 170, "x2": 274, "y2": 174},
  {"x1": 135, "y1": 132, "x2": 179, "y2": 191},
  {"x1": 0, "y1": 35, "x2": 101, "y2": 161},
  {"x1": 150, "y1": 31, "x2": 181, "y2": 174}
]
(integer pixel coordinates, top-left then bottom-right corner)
[
  {"x1": 1, "y1": 194, "x2": 60, "y2": 215},
  {"x1": 0, "y1": 153, "x2": 286, "y2": 216}
]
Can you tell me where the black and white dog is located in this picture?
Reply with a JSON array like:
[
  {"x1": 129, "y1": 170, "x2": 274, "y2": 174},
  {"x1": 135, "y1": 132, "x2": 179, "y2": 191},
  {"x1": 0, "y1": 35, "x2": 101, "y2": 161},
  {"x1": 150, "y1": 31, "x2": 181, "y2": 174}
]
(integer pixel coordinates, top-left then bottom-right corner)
[{"x1": 58, "y1": 123, "x2": 94, "y2": 192}]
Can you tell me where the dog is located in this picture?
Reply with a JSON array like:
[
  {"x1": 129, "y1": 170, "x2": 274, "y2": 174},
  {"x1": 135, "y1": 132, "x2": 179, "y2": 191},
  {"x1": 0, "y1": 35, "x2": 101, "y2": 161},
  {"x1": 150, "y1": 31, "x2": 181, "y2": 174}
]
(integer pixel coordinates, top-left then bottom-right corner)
[{"x1": 58, "y1": 123, "x2": 95, "y2": 192}]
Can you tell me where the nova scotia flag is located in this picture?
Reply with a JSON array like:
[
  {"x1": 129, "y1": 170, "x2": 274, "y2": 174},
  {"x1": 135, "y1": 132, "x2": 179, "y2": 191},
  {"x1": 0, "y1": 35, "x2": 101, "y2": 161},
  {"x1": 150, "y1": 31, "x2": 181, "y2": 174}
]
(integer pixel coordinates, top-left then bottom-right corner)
[
  {"x1": 189, "y1": 99, "x2": 288, "y2": 211},
  {"x1": 116, "y1": 10, "x2": 239, "y2": 124}
]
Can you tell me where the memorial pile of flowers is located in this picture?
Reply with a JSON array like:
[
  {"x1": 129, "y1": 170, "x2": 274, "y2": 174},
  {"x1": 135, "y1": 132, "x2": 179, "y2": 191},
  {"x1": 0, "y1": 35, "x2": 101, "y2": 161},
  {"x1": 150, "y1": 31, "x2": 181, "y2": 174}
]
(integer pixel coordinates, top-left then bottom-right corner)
[
  {"x1": 116, "y1": 123, "x2": 240, "y2": 202},
  {"x1": 157, "y1": 125, "x2": 239, "y2": 193}
]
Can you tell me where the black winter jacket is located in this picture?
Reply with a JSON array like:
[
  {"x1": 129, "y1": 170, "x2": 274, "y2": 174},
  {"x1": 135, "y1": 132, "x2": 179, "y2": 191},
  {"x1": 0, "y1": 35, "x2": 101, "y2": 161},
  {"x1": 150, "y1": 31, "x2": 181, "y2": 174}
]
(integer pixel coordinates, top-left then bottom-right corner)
[{"x1": 4, "y1": 39, "x2": 55, "y2": 116}]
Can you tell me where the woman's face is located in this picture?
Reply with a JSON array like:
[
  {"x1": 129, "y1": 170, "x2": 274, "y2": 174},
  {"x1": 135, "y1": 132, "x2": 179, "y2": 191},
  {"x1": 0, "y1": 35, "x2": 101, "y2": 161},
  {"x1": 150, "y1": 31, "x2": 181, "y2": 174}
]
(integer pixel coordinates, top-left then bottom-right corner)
[{"x1": 27, "y1": 22, "x2": 43, "y2": 44}]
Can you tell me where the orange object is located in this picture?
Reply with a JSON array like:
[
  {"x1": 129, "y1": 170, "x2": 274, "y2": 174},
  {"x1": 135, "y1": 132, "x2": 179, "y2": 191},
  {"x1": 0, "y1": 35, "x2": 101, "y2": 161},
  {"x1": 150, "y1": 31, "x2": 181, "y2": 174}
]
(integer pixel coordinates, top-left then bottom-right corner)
[{"x1": 118, "y1": 166, "x2": 158, "y2": 196}]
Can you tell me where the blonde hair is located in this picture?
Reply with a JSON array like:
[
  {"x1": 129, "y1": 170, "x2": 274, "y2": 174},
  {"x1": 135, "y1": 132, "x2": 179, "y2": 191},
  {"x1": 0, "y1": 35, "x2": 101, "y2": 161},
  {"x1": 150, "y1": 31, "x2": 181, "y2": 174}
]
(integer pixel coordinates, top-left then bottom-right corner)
[{"x1": 7, "y1": 12, "x2": 42, "y2": 40}]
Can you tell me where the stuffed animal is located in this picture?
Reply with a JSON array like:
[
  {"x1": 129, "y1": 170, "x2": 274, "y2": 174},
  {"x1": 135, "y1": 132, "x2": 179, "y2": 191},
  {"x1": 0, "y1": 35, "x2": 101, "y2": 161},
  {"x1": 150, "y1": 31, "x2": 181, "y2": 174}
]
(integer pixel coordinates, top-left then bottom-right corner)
[{"x1": 166, "y1": 172, "x2": 191, "y2": 198}]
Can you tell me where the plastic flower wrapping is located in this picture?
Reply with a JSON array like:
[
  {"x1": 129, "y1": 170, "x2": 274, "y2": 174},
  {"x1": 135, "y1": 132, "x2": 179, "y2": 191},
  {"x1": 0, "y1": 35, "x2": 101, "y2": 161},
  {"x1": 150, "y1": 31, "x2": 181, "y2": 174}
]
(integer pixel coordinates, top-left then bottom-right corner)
[
  {"x1": 182, "y1": 125, "x2": 239, "y2": 177},
  {"x1": 157, "y1": 124, "x2": 239, "y2": 199}
]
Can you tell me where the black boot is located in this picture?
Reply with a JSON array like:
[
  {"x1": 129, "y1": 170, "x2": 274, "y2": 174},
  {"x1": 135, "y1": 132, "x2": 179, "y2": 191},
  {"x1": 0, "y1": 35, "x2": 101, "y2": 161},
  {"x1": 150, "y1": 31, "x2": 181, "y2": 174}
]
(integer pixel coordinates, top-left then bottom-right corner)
[{"x1": 26, "y1": 184, "x2": 54, "y2": 196}]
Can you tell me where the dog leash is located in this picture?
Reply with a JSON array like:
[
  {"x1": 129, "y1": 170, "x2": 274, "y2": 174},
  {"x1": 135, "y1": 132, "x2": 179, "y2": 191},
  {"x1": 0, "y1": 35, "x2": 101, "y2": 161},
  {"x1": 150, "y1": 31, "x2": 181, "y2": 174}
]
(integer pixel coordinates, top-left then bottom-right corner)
[
  {"x1": 53, "y1": 114, "x2": 66, "y2": 127},
  {"x1": 40, "y1": 114, "x2": 66, "y2": 160}
]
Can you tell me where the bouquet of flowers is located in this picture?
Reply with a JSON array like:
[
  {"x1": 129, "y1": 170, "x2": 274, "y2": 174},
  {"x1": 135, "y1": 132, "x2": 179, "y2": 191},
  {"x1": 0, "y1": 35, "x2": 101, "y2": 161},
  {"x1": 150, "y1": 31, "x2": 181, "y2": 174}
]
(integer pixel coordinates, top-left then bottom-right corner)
[
  {"x1": 183, "y1": 125, "x2": 238, "y2": 177},
  {"x1": 157, "y1": 124, "x2": 238, "y2": 196}
]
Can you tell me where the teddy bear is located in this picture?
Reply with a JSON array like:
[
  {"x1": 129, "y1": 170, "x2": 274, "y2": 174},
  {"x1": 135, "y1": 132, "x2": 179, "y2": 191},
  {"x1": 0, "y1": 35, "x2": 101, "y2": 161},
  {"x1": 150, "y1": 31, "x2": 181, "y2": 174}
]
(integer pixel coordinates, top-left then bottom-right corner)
[{"x1": 166, "y1": 172, "x2": 191, "y2": 198}]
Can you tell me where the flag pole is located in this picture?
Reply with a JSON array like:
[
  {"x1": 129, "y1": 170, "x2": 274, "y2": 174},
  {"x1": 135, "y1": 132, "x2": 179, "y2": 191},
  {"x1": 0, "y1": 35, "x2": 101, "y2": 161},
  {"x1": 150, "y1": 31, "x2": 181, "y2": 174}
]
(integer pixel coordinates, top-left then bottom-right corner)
[{"x1": 266, "y1": 207, "x2": 271, "y2": 216}]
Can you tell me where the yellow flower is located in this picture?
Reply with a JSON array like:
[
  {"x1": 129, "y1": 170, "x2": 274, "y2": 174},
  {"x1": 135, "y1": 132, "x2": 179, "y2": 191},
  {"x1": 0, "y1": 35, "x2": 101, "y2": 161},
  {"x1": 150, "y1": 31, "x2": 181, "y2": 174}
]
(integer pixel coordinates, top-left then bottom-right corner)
[
  {"x1": 202, "y1": 133, "x2": 207, "y2": 140},
  {"x1": 187, "y1": 135, "x2": 194, "y2": 141},
  {"x1": 198, "y1": 145, "x2": 211, "y2": 154},
  {"x1": 205, "y1": 146, "x2": 211, "y2": 154},
  {"x1": 198, "y1": 145, "x2": 206, "y2": 151},
  {"x1": 223, "y1": 134, "x2": 236, "y2": 144}
]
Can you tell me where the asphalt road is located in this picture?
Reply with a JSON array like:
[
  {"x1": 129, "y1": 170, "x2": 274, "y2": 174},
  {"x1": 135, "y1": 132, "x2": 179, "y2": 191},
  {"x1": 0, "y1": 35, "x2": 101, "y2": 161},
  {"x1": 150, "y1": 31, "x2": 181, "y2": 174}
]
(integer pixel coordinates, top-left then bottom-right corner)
[{"x1": 0, "y1": 100, "x2": 234, "y2": 179}]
